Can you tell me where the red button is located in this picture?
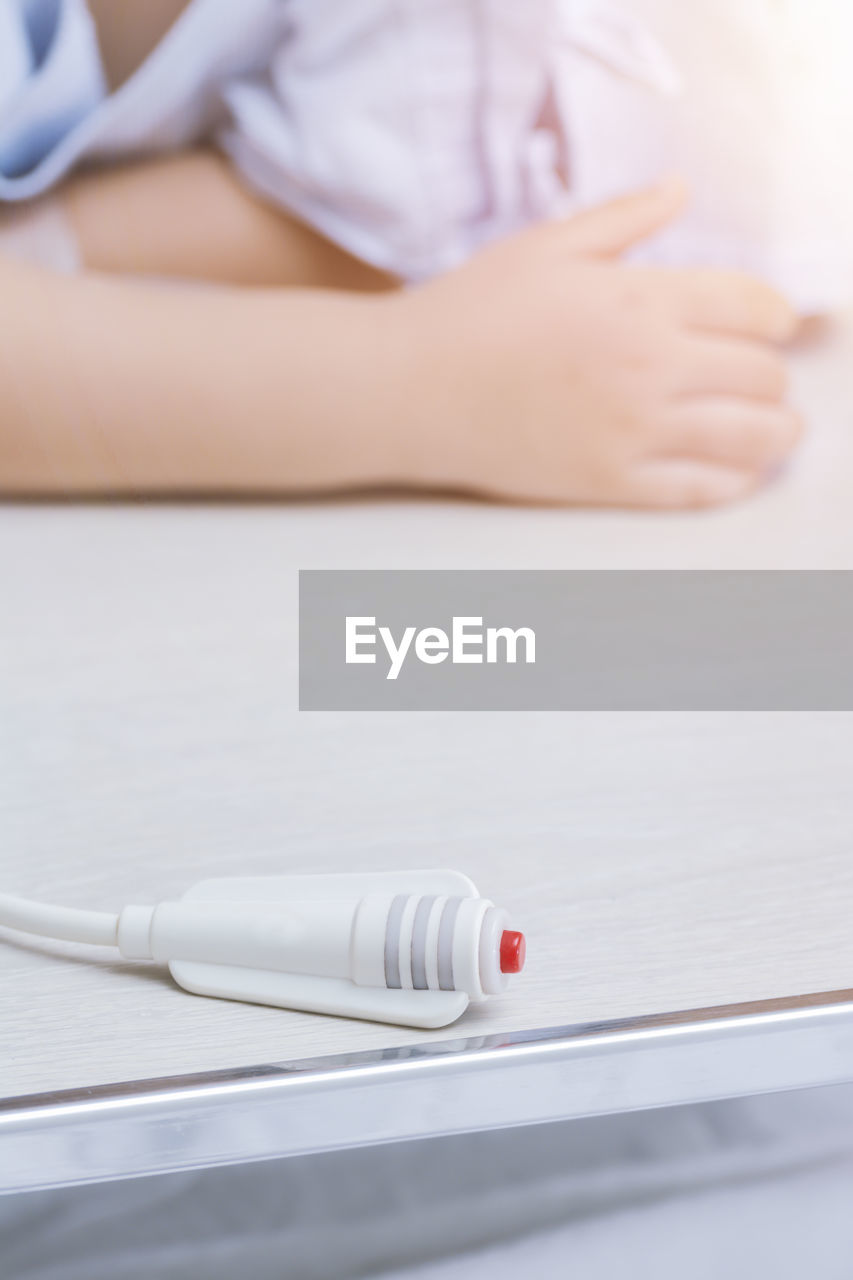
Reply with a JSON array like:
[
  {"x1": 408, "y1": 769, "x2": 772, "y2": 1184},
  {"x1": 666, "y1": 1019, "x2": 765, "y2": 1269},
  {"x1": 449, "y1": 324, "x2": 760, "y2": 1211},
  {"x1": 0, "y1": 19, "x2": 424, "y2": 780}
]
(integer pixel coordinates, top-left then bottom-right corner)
[{"x1": 499, "y1": 929, "x2": 526, "y2": 974}]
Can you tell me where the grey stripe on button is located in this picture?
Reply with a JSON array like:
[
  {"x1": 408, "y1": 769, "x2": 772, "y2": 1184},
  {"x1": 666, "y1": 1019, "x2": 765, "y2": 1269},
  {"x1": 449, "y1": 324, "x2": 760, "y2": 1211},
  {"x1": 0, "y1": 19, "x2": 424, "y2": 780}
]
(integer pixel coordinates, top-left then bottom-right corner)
[
  {"x1": 384, "y1": 894, "x2": 407, "y2": 989},
  {"x1": 410, "y1": 895, "x2": 437, "y2": 991},
  {"x1": 437, "y1": 897, "x2": 463, "y2": 991}
]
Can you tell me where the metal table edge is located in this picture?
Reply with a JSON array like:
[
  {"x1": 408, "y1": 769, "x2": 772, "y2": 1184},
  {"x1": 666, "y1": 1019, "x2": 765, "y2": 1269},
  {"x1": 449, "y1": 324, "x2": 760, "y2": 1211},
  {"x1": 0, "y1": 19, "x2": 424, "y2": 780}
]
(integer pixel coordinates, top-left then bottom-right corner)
[{"x1": 3, "y1": 988, "x2": 853, "y2": 1195}]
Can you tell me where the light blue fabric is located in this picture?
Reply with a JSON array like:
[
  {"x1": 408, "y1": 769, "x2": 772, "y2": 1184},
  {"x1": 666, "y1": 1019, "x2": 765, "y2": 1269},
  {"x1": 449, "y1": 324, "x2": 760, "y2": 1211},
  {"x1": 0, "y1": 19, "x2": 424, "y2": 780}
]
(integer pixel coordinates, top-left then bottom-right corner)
[
  {"x1": 0, "y1": 0, "x2": 281, "y2": 202},
  {"x1": 0, "y1": 0, "x2": 106, "y2": 194}
]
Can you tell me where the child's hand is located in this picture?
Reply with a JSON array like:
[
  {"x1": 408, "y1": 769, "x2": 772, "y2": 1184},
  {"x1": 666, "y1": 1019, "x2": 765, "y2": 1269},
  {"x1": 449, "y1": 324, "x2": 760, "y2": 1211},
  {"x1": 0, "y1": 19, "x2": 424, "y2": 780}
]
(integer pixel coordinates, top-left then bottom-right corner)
[{"x1": 394, "y1": 181, "x2": 801, "y2": 508}]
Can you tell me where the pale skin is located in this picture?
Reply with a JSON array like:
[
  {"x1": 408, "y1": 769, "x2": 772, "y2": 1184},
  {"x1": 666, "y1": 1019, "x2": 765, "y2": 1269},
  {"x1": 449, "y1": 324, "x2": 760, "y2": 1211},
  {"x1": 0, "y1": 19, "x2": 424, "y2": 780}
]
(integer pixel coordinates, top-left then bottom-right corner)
[{"x1": 0, "y1": 0, "x2": 802, "y2": 506}]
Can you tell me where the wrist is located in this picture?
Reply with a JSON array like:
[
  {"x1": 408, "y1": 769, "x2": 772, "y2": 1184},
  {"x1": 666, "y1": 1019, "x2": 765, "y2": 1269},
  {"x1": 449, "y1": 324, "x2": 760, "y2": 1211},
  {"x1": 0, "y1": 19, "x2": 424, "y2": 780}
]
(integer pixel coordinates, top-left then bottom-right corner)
[{"x1": 363, "y1": 287, "x2": 469, "y2": 494}]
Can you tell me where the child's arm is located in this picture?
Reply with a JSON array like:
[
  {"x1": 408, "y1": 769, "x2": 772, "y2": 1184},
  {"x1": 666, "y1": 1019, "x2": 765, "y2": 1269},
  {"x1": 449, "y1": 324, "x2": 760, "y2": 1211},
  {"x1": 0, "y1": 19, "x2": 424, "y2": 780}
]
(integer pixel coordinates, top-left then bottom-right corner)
[
  {"x1": 0, "y1": 181, "x2": 800, "y2": 506},
  {"x1": 0, "y1": 256, "x2": 406, "y2": 493},
  {"x1": 60, "y1": 150, "x2": 397, "y2": 291}
]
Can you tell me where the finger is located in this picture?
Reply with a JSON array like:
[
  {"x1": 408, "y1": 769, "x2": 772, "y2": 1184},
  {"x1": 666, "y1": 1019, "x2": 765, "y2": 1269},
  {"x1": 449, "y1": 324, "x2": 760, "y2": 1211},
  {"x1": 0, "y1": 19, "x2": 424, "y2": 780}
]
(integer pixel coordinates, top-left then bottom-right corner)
[
  {"x1": 658, "y1": 400, "x2": 804, "y2": 467},
  {"x1": 671, "y1": 270, "x2": 799, "y2": 343},
  {"x1": 673, "y1": 336, "x2": 789, "y2": 402},
  {"x1": 557, "y1": 177, "x2": 688, "y2": 259},
  {"x1": 625, "y1": 458, "x2": 765, "y2": 510}
]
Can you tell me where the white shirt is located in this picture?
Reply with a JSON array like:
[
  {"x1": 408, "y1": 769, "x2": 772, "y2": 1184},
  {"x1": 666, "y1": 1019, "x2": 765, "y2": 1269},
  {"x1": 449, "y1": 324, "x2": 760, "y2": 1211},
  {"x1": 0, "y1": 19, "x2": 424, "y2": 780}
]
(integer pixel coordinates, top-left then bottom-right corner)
[{"x1": 1, "y1": 0, "x2": 852, "y2": 308}]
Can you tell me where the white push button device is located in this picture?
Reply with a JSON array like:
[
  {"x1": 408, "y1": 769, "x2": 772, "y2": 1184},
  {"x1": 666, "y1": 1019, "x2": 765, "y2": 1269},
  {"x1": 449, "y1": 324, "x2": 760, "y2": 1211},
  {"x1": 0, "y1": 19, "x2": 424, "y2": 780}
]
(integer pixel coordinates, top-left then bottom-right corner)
[{"x1": 0, "y1": 871, "x2": 526, "y2": 1029}]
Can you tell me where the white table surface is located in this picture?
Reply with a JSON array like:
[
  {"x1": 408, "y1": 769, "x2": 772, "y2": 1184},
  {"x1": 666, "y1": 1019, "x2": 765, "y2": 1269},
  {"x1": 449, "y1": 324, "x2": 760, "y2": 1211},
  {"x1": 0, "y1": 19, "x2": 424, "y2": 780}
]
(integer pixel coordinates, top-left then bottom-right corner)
[{"x1": 2, "y1": 318, "x2": 853, "y2": 1104}]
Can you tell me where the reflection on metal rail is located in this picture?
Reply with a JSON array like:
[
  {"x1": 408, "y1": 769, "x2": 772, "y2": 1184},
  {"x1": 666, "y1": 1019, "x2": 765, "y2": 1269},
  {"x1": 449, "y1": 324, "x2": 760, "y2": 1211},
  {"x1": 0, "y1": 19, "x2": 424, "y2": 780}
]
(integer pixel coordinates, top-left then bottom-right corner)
[{"x1": 3, "y1": 988, "x2": 853, "y2": 1195}]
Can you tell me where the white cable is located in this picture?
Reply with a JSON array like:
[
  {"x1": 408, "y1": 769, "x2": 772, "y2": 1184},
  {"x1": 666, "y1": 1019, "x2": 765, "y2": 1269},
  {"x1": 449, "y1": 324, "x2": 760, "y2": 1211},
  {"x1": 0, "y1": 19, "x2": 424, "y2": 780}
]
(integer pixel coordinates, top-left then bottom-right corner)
[{"x1": 0, "y1": 894, "x2": 119, "y2": 947}]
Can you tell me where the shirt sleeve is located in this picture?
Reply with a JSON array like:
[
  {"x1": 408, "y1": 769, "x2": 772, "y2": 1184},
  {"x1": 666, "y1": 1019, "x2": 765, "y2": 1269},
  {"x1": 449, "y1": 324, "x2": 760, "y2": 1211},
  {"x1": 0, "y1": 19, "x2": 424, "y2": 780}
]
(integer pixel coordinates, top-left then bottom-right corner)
[
  {"x1": 0, "y1": 0, "x2": 107, "y2": 200},
  {"x1": 0, "y1": 0, "x2": 283, "y2": 203}
]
